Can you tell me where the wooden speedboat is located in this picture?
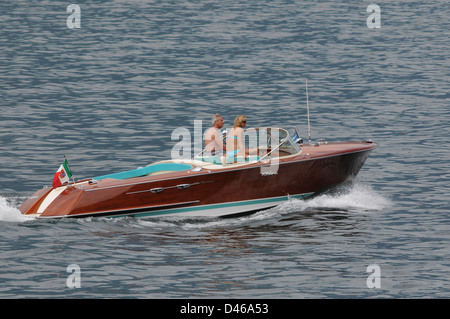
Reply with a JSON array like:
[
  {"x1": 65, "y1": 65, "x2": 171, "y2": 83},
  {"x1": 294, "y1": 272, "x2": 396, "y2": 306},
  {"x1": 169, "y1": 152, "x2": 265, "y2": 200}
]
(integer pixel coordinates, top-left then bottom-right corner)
[{"x1": 18, "y1": 127, "x2": 376, "y2": 219}]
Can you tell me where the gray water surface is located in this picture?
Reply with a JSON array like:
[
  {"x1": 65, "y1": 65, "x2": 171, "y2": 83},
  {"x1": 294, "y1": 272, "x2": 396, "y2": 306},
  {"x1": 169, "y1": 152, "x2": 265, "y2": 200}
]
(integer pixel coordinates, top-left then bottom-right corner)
[{"x1": 0, "y1": 0, "x2": 448, "y2": 298}]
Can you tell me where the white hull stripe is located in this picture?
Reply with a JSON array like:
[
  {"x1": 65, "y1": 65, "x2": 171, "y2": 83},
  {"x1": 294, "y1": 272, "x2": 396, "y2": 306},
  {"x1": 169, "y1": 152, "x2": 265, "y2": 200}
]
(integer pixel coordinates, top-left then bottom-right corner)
[
  {"x1": 37, "y1": 187, "x2": 67, "y2": 215},
  {"x1": 38, "y1": 192, "x2": 313, "y2": 219},
  {"x1": 127, "y1": 193, "x2": 313, "y2": 218}
]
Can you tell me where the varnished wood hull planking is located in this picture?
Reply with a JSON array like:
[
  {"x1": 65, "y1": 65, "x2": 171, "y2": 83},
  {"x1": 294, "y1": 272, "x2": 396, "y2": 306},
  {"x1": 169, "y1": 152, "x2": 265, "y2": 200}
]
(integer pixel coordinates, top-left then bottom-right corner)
[{"x1": 19, "y1": 141, "x2": 376, "y2": 219}]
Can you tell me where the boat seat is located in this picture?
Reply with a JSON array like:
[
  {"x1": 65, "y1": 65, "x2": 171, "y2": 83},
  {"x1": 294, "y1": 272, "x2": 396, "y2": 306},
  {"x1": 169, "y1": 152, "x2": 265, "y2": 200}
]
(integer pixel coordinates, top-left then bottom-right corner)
[
  {"x1": 93, "y1": 163, "x2": 193, "y2": 180},
  {"x1": 226, "y1": 155, "x2": 260, "y2": 164},
  {"x1": 195, "y1": 155, "x2": 260, "y2": 165},
  {"x1": 193, "y1": 155, "x2": 223, "y2": 165}
]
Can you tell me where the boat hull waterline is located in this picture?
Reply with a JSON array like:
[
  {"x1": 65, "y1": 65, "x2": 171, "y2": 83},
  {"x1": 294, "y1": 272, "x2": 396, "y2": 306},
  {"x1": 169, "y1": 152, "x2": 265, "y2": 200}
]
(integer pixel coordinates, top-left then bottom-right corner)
[{"x1": 19, "y1": 135, "x2": 376, "y2": 219}]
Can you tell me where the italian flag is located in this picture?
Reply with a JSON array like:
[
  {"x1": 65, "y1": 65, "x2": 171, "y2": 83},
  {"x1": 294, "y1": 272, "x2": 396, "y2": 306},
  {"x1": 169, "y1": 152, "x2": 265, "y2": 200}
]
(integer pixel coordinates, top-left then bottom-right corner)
[{"x1": 52, "y1": 159, "x2": 73, "y2": 188}]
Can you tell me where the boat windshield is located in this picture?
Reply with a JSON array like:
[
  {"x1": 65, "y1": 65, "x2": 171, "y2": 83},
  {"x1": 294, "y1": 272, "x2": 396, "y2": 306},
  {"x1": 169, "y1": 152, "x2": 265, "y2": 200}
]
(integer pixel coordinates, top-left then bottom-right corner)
[{"x1": 243, "y1": 127, "x2": 301, "y2": 158}]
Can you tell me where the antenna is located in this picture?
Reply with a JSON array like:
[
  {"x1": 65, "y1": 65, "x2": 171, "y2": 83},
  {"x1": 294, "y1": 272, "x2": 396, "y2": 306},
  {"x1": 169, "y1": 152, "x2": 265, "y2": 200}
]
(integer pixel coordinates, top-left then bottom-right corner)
[{"x1": 306, "y1": 78, "x2": 311, "y2": 143}]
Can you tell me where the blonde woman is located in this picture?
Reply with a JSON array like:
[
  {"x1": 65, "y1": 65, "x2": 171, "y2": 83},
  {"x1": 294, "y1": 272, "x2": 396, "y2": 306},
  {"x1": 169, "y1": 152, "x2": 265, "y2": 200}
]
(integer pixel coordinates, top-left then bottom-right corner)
[{"x1": 226, "y1": 115, "x2": 248, "y2": 159}]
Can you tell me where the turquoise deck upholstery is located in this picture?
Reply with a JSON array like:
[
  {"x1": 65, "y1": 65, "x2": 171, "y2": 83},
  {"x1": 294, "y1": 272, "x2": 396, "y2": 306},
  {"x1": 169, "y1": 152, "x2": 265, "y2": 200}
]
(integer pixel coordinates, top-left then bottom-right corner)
[{"x1": 93, "y1": 163, "x2": 193, "y2": 180}]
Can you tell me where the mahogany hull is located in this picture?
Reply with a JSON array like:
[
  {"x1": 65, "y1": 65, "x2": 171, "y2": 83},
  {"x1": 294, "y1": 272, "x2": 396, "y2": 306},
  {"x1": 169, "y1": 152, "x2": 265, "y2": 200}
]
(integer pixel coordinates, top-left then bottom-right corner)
[{"x1": 19, "y1": 141, "x2": 376, "y2": 219}]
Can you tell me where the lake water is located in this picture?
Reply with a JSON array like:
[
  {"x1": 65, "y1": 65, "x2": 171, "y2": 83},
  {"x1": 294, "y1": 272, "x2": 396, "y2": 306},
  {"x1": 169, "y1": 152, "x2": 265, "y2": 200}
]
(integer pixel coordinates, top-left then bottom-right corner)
[{"x1": 0, "y1": 0, "x2": 449, "y2": 299}]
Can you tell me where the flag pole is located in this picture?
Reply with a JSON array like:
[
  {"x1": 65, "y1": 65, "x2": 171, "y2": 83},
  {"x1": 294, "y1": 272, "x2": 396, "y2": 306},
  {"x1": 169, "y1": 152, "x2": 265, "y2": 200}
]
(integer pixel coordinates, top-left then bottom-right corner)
[{"x1": 306, "y1": 78, "x2": 311, "y2": 143}]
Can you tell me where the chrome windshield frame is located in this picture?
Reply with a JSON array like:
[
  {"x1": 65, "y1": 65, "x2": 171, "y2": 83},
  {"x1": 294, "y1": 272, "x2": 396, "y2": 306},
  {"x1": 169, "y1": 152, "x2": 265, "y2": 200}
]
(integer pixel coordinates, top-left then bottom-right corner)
[{"x1": 243, "y1": 127, "x2": 301, "y2": 162}]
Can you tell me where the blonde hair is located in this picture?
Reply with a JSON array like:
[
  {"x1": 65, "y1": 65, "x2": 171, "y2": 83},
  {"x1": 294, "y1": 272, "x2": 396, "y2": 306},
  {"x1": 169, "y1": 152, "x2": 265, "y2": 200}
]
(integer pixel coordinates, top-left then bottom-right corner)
[{"x1": 233, "y1": 115, "x2": 246, "y2": 127}]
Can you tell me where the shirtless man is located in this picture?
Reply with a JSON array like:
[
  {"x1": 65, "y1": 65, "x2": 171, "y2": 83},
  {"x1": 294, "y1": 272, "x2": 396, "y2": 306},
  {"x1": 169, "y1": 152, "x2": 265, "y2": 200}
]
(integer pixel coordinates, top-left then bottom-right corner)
[{"x1": 204, "y1": 114, "x2": 226, "y2": 156}]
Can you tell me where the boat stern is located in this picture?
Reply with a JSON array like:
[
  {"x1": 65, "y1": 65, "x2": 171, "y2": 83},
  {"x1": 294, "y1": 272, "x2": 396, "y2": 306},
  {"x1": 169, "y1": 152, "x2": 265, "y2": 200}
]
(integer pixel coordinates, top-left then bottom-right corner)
[
  {"x1": 18, "y1": 187, "x2": 53, "y2": 217},
  {"x1": 19, "y1": 184, "x2": 86, "y2": 218}
]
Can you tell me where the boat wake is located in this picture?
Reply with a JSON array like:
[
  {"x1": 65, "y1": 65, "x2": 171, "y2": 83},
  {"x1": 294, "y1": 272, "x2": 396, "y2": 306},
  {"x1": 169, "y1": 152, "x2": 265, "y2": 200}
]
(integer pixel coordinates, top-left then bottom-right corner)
[
  {"x1": 280, "y1": 182, "x2": 391, "y2": 213},
  {"x1": 0, "y1": 195, "x2": 33, "y2": 222},
  {"x1": 135, "y1": 182, "x2": 391, "y2": 230}
]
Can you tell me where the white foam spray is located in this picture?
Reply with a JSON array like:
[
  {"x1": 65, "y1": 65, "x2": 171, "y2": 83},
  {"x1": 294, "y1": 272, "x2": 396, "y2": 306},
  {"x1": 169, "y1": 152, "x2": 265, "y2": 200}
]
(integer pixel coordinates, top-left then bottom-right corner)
[
  {"x1": 279, "y1": 182, "x2": 391, "y2": 213},
  {"x1": 0, "y1": 196, "x2": 33, "y2": 222}
]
